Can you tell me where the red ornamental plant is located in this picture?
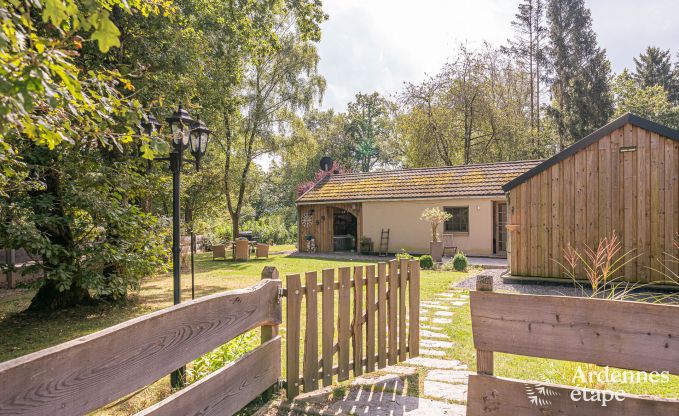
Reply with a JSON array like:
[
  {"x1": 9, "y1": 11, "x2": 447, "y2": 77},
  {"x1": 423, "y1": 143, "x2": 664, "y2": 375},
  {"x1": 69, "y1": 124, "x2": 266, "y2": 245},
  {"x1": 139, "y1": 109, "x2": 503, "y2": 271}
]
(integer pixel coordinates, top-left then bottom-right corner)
[{"x1": 297, "y1": 161, "x2": 349, "y2": 197}]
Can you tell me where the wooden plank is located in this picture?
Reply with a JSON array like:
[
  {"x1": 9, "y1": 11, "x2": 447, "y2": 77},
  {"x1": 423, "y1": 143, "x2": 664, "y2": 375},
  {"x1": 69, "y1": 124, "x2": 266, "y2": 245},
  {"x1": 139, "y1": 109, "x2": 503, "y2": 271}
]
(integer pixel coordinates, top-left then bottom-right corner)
[
  {"x1": 636, "y1": 127, "x2": 651, "y2": 282},
  {"x1": 321, "y1": 269, "x2": 334, "y2": 386},
  {"x1": 387, "y1": 259, "x2": 398, "y2": 365},
  {"x1": 574, "y1": 148, "x2": 587, "y2": 279},
  {"x1": 509, "y1": 186, "x2": 519, "y2": 274},
  {"x1": 467, "y1": 374, "x2": 679, "y2": 416},
  {"x1": 561, "y1": 156, "x2": 575, "y2": 278},
  {"x1": 666, "y1": 139, "x2": 679, "y2": 279},
  {"x1": 610, "y1": 127, "x2": 624, "y2": 279},
  {"x1": 623, "y1": 123, "x2": 638, "y2": 281},
  {"x1": 377, "y1": 262, "x2": 387, "y2": 368},
  {"x1": 260, "y1": 267, "x2": 280, "y2": 401},
  {"x1": 650, "y1": 132, "x2": 665, "y2": 282},
  {"x1": 398, "y1": 259, "x2": 408, "y2": 362},
  {"x1": 586, "y1": 141, "x2": 599, "y2": 253},
  {"x1": 303, "y1": 271, "x2": 319, "y2": 392},
  {"x1": 0, "y1": 280, "x2": 281, "y2": 416},
  {"x1": 529, "y1": 176, "x2": 539, "y2": 276},
  {"x1": 137, "y1": 337, "x2": 281, "y2": 416},
  {"x1": 598, "y1": 134, "x2": 612, "y2": 252},
  {"x1": 408, "y1": 259, "x2": 420, "y2": 357},
  {"x1": 521, "y1": 182, "x2": 531, "y2": 276},
  {"x1": 542, "y1": 170, "x2": 551, "y2": 276},
  {"x1": 286, "y1": 274, "x2": 302, "y2": 399},
  {"x1": 475, "y1": 274, "x2": 494, "y2": 375},
  {"x1": 550, "y1": 164, "x2": 561, "y2": 277},
  {"x1": 365, "y1": 265, "x2": 376, "y2": 372},
  {"x1": 337, "y1": 267, "x2": 351, "y2": 381},
  {"x1": 470, "y1": 291, "x2": 679, "y2": 375},
  {"x1": 352, "y1": 266, "x2": 364, "y2": 376}
]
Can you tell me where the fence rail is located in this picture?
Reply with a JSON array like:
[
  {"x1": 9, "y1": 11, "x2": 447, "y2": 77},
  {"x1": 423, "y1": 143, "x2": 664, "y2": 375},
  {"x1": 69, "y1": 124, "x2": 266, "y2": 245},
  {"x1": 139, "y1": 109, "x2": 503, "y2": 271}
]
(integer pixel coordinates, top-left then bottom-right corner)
[
  {"x1": 467, "y1": 274, "x2": 679, "y2": 415},
  {"x1": 285, "y1": 259, "x2": 420, "y2": 399},
  {"x1": 0, "y1": 278, "x2": 282, "y2": 416}
]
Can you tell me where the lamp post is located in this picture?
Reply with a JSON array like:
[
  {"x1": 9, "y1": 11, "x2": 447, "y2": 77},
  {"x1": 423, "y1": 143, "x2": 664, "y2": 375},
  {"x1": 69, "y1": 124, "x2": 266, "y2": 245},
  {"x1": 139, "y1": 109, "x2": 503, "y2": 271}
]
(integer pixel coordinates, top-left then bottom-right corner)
[{"x1": 141, "y1": 105, "x2": 211, "y2": 388}]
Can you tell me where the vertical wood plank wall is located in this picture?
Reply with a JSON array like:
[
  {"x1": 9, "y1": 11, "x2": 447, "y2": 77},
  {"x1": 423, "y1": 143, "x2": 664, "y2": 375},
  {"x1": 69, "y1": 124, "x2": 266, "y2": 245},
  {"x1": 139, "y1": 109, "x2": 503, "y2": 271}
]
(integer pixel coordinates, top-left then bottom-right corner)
[
  {"x1": 509, "y1": 124, "x2": 679, "y2": 283},
  {"x1": 285, "y1": 260, "x2": 420, "y2": 399},
  {"x1": 297, "y1": 203, "x2": 363, "y2": 253}
]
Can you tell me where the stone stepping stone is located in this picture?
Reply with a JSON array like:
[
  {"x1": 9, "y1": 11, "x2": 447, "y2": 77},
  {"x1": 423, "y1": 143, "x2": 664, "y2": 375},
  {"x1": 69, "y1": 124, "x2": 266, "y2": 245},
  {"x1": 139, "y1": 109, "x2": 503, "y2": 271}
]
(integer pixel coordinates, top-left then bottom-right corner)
[
  {"x1": 435, "y1": 293, "x2": 458, "y2": 298},
  {"x1": 426, "y1": 370, "x2": 472, "y2": 384},
  {"x1": 450, "y1": 301, "x2": 467, "y2": 307},
  {"x1": 402, "y1": 357, "x2": 467, "y2": 369},
  {"x1": 460, "y1": 294, "x2": 469, "y2": 299},
  {"x1": 421, "y1": 339, "x2": 455, "y2": 349},
  {"x1": 432, "y1": 317, "x2": 452, "y2": 324},
  {"x1": 421, "y1": 300, "x2": 443, "y2": 305},
  {"x1": 421, "y1": 325, "x2": 444, "y2": 332},
  {"x1": 421, "y1": 329, "x2": 447, "y2": 339},
  {"x1": 379, "y1": 365, "x2": 419, "y2": 375},
  {"x1": 324, "y1": 389, "x2": 467, "y2": 416},
  {"x1": 420, "y1": 348, "x2": 446, "y2": 357},
  {"x1": 421, "y1": 304, "x2": 451, "y2": 310},
  {"x1": 434, "y1": 311, "x2": 454, "y2": 317},
  {"x1": 424, "y1": 380, "x2": 468, "y2": 402},
  {"x1": 352, "y1": 374, "x2": 403, "y2": 392}
]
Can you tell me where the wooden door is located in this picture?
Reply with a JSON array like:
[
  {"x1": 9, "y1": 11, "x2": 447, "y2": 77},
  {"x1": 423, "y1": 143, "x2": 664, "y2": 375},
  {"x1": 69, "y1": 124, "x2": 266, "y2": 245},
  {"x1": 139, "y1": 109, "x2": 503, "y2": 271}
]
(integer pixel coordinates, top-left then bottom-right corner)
[{"x1": 493, "y1": 202, "x2": 507, "y2": 256}]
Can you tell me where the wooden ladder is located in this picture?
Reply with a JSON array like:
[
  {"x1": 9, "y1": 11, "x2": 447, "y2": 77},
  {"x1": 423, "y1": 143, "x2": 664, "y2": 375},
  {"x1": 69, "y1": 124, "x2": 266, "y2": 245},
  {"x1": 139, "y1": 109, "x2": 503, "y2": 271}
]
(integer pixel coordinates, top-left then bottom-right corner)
[{"x1": 378, "y1": 228, "x2": 390, "y2": 256}]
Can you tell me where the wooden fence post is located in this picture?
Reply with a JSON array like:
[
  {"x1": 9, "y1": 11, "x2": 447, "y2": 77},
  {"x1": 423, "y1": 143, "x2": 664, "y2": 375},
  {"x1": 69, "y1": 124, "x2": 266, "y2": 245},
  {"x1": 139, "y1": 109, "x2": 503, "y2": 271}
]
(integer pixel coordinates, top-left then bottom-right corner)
[
  {"x1": 286, "y1": 273, "x2": 302, "y2": 399},
  {"x1": 260, "y1": 266, "x2": 281, "y2": 400},
  {"x1": 408, "y1": 259, "x2": 420, "y2": 358},
  {"x1": 475, "y1": 273, "x2": 494, "y2": 375}
]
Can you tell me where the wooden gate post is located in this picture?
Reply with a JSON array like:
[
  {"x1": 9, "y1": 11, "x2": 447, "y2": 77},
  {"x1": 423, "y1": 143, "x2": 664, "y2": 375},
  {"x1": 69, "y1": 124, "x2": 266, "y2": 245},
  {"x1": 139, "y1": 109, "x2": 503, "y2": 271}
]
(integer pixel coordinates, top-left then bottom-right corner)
[
  {"x1": 260, "y1": 266, "x2": 281, "y2": 400},
  {"x1": 475, "y1": 274, "x2": 494, "y2": 375}
]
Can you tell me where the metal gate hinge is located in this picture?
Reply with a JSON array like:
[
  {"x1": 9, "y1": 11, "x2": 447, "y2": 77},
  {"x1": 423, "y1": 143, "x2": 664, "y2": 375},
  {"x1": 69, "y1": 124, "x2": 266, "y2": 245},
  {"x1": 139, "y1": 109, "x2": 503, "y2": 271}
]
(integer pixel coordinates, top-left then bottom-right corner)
[{"x1": 278, "y1": 287, "x2": 287, "y2": 301}]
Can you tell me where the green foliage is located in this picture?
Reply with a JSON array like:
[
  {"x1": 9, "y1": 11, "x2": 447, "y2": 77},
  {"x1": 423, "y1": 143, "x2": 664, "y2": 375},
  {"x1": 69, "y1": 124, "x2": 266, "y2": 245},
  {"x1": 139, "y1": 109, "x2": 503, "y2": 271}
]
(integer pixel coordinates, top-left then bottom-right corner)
[
  {"x1": 633, "y1": 47, "x2": 675, "y2": 95},
  {"x1": 613, "y1": 70, "x2": 679, "y2": 129},
  {"x1": 190, "y1": 331, "x2": 257, "y2": 383},
  {"x1": 419, "y1": 255, "x2": 434, "y2": 270},
  {"x1": 345, "y1": 92, "x2": 398, "y2": 172},
  {"x1": 420, "y1": 207, "x2": 452, "y2": 242},
  {"x1": 451, "y1": 251, "x2": 468, "y2": 272},
  {"x1": 243, "y1": 215, "x2": 297, "y2": 245},
  {"x1": 395, "y1": 249, "x2": 414, "y2": 261}
]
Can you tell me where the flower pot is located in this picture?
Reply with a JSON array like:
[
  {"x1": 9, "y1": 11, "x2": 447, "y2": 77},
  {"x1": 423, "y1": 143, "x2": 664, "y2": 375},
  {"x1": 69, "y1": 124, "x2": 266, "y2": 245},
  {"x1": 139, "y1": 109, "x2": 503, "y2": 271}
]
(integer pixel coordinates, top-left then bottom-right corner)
[{"x1": 430, "y1": 241, "x2": 444, "y2": 262}]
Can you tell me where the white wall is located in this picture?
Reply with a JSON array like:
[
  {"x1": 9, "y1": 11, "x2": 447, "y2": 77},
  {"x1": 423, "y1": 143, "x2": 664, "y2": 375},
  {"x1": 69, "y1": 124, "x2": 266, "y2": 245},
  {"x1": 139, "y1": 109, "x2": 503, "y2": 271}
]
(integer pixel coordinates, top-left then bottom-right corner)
[{"x1": 361, "y1": 197, "x2": 504, "y2": 256}]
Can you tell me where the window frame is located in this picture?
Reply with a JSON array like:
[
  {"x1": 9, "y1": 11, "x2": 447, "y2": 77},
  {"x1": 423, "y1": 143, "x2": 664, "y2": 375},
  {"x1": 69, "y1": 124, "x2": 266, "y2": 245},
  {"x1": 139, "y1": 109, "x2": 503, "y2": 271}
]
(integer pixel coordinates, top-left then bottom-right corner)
[{"x1": 443, "y1": 206, "x2": 470, "y2": 234}]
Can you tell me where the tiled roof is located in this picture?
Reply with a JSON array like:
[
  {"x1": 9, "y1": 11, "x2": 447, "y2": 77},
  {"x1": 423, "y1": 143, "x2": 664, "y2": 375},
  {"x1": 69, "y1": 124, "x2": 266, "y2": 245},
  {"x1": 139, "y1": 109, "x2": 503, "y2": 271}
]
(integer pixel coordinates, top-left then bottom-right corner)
[{"x1": 297, "y1": 160, "x2": 543, "y2": 203}]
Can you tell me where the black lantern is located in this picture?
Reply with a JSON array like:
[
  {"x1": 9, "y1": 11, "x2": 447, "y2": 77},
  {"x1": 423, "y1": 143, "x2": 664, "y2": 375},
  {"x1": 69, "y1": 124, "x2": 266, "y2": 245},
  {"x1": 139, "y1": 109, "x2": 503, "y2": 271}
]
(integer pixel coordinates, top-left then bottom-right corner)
[
  {"x1": 140, "y1": 113, "x2": 162, "y2": 136},
  {"x1": 166, "y1": 105, "x2": 195, "y2": 150},
  {"x1": 189, "y1": 116, "x2": 211, "y2": 170}
]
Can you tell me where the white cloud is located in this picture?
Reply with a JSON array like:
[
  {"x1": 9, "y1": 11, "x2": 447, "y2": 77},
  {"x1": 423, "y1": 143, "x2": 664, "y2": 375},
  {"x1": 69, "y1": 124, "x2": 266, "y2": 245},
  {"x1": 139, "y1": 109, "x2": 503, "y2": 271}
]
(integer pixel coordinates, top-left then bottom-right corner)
[{"x1": 317, "y1": 0, "x2": 679, "y2": 111}]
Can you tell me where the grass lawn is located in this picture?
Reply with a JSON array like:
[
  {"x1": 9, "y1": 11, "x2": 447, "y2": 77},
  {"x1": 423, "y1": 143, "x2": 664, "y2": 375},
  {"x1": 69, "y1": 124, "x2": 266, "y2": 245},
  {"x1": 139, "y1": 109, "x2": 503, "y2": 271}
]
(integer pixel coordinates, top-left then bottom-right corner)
[{"x1": 1, "y1": 251, "x2": 677, "y2": 414}]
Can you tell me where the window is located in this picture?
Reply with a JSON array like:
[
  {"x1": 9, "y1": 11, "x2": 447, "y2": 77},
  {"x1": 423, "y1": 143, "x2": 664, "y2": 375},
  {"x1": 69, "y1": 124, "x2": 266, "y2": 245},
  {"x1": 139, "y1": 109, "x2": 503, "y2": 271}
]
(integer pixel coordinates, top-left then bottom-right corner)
[{"x1": 444, "y1": 207, "x2": 469, "y2": 233}]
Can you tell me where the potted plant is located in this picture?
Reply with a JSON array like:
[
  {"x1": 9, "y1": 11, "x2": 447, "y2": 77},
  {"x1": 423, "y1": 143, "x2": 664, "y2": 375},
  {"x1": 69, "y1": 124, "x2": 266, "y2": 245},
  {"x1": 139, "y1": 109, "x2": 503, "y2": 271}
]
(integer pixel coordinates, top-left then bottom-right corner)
[{"x1": 420, "y1": 207, "x2": 452, "y2": 262}]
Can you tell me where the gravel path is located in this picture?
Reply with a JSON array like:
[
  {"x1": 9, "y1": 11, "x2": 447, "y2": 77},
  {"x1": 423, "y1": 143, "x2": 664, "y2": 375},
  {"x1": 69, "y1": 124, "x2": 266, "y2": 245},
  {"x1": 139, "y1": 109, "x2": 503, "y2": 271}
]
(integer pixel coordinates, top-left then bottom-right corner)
[{"x1": 454, "y1": 269, "x2": 591, "y2": 297}]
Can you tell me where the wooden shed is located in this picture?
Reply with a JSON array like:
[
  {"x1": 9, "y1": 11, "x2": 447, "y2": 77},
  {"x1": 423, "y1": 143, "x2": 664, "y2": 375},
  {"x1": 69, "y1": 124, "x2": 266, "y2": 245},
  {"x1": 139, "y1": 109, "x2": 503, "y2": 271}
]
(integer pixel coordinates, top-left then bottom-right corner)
[{"x1": 503, "y1": 113, "x2": 679, "y2": 284}]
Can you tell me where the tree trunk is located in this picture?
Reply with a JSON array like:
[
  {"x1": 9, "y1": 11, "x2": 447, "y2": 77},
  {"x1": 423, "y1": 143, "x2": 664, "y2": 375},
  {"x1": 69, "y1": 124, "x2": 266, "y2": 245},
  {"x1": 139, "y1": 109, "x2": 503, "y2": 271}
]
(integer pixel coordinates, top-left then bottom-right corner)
[
  {"x1": 29, "y1": 277, "x2": 92, "y2": 311},
  {"x1": 231, "y1": 211, "x2": 240, "y2": 241}
]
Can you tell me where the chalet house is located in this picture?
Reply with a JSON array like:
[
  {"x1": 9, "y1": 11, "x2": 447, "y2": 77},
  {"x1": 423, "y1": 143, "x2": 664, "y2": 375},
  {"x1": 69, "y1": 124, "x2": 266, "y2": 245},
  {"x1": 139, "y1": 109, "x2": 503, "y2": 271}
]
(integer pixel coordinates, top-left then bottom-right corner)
[{"x1": 296, "y1": 160, "x2": 541, "y2": 257}]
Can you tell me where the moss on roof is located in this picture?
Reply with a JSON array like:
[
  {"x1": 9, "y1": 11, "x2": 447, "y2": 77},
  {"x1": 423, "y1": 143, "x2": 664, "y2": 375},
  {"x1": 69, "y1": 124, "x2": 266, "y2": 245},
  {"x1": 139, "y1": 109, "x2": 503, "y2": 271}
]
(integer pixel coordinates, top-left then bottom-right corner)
[{"x1": 297, "y1": 160, "x2": 543, "y2": 203}]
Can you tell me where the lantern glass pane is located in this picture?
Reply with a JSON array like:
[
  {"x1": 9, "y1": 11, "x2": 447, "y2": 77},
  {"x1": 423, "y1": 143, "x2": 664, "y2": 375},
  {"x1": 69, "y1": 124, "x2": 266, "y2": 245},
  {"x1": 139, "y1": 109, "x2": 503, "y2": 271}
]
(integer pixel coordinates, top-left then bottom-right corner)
[
  {"x1": 182, "y1": 126, "x2": 190, "y2": 146},
  {"x1": 172, "y1": 125, "x2": 183, "y2": 145},
  {"x1": 189, "y1": 131, "x2": 199, "y2": 153},
  {"x1": 200, "y1": 132, "x2": 208, "y2": 152}
]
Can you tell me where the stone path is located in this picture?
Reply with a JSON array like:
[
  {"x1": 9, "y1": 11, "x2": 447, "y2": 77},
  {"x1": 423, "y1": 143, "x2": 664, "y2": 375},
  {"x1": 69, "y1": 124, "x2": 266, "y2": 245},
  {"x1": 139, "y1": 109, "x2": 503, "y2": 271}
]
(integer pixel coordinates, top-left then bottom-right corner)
[{"x1": 271, "y1": 286, "x2": 474, "y2": 415}]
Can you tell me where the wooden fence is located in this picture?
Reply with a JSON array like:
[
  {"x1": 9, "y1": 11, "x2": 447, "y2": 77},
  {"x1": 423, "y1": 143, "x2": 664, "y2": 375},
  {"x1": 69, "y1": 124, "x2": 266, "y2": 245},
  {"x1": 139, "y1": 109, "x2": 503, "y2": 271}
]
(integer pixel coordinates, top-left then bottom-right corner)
[
  {"x1": 285, "y1": 259, "x2": 420, "y2": 399},
  {"x1": 0, "y1": 273, "x2": 282, "y2": 416},
  {"x1": 467, "y1": 274, "x2": 679, "y2": 415}
]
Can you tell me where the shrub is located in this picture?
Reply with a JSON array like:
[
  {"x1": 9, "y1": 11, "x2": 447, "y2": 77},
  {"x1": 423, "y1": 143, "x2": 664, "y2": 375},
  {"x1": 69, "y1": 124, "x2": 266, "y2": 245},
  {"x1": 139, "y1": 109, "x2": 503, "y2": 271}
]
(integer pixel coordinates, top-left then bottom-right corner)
[
  {"x1": 452, "y1": 251, "x2": 468, "y2": 271},
  {"x1": 419, "y1": 255, "x2": 434, "y2": 270},
  {"x1": 395, "y1": 249, "x2": 414, "y2": 260}
]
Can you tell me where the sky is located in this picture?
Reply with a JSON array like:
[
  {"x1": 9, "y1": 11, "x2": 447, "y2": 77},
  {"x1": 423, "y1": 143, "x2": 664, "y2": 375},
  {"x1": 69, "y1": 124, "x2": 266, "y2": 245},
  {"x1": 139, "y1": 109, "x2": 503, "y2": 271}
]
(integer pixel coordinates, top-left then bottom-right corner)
[{"x1": 317, "y1": 0, "x2": 679, "y2": 111}]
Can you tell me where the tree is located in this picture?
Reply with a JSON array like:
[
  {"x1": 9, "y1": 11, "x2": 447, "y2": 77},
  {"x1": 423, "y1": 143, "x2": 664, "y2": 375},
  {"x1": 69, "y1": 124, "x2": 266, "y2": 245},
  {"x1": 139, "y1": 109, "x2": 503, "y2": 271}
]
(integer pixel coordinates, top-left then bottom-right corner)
[
  {"x1": 505, "y1": 0, "x2": 547, "y2": 133},
  {"x1": 344, "y1": 92, "x2": 398, "y2": 172},
  {"x1": 613, "y1": 70, "x2": 679, "y2": 129},
  {"x1": 546, "y1": 0, "x2": 613, "y2": 148},
  {"x1": 633, "y1": 47, "x2": 674, "y2": 92}
]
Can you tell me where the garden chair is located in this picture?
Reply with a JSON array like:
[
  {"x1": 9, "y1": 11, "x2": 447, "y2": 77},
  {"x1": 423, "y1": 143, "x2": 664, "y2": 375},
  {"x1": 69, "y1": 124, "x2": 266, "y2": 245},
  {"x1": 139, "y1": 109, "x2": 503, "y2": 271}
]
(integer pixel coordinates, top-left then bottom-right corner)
[
  {"x1": 441, "y1": 234, "x2": 458, "y2": 257},
  {"x1": 212, "y1": 244, "x2": 227, "y2": 260}
]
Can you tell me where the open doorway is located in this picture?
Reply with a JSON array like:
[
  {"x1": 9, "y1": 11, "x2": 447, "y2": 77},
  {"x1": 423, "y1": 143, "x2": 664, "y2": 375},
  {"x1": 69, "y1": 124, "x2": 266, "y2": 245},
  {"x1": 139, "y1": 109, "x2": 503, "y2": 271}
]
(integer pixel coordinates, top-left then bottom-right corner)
[{"x1": 333, "y1": 209, "x2": 357, "y2": 251}]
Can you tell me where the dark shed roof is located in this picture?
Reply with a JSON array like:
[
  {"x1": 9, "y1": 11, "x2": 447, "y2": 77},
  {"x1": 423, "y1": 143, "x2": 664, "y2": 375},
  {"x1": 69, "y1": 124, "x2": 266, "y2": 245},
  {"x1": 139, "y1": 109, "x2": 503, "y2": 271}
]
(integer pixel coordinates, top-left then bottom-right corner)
[{"x1": 502, "y1": 113, "x2": 679, "y2": 192}]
